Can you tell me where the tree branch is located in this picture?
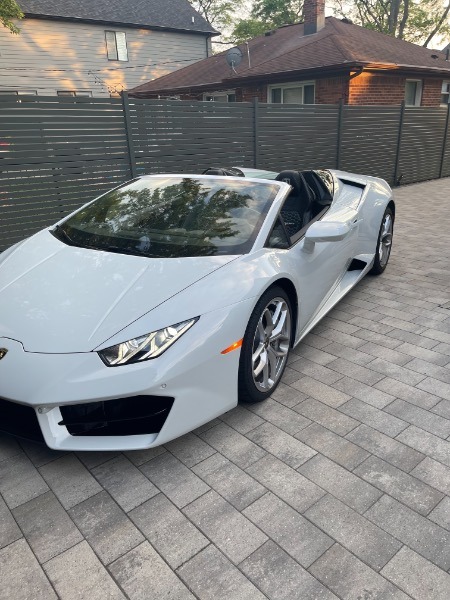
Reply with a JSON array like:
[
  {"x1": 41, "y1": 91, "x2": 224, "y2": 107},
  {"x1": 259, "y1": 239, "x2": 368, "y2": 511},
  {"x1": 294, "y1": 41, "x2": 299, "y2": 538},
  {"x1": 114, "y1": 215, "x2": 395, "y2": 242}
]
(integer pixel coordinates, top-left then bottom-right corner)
[
  {"x1": 398, "y1": 0, "x2": 409, "y2": 39},
  {"x1": 423, "y1": 2, "x2": 450, "y2": 46}
]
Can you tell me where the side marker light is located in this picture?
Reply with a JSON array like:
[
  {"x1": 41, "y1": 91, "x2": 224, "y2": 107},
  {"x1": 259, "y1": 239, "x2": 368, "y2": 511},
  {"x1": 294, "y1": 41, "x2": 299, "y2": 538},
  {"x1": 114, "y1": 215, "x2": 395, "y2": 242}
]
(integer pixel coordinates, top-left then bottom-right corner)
[{"x1": 221, "y1": 339, "x2": 243, "y2": 354}]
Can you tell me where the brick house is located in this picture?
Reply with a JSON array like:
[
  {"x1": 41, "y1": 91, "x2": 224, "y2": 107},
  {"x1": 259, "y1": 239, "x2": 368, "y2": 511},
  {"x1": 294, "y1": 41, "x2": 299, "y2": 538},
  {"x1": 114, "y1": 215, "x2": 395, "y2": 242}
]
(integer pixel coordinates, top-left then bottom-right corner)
[{"x1": 130, "y1": 0, "x2": 450, "y2": 107}]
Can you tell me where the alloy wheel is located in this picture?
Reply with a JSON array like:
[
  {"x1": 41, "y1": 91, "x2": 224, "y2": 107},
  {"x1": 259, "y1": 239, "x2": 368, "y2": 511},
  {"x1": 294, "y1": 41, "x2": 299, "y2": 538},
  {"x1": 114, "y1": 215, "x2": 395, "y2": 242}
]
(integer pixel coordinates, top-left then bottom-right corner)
[
  {"x1": 378, "y1": 213, "x2": 393, "y2": 267},
  {"x1": 251, "y1": 297, "x2": 291, "y2": 392}
]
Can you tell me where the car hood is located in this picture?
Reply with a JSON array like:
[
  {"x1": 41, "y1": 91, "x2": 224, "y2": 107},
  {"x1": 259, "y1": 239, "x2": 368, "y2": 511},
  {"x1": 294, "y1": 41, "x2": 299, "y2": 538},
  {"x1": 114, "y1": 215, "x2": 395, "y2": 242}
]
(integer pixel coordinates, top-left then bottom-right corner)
[{"x1": 0, "y1": 231, "x2": 237, "y2": 353}]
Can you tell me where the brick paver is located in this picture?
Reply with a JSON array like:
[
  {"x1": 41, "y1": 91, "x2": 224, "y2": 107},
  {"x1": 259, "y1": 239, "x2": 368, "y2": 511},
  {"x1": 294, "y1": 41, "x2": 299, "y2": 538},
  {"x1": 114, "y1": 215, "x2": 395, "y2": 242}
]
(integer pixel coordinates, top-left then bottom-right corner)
[{"x1": 1, "y1": 177, "x2": 450, "y2": 599}]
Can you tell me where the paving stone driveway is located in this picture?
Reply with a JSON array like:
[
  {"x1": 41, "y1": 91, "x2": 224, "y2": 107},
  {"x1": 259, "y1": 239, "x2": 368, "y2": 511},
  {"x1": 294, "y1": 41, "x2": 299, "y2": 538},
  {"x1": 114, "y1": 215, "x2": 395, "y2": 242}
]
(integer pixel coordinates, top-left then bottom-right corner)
[{"x1": 1, "y1": 177, "x2": 450, "y2": 600}]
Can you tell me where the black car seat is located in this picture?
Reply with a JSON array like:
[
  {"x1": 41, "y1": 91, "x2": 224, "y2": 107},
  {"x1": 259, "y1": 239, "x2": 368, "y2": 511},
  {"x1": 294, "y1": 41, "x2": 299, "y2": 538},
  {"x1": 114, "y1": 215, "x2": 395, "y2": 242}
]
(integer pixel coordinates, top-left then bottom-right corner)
[
  {"x1": 302, "y1": 170, "x2": 333, "y2": 217},
  {"x1": 275, "y1": 170, "x2": 313, "y2": 237}
]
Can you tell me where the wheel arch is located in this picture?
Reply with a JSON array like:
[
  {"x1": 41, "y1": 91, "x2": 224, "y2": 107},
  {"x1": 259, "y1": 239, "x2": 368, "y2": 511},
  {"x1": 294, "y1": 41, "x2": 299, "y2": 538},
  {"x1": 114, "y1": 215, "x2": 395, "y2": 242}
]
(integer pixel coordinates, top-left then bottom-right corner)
[
  {"x1": 387, "y1": 199, "x2": 396, "y2": 219},
  {"x1": 265, "y1": 277, "x2": 298, "y2": 347}
]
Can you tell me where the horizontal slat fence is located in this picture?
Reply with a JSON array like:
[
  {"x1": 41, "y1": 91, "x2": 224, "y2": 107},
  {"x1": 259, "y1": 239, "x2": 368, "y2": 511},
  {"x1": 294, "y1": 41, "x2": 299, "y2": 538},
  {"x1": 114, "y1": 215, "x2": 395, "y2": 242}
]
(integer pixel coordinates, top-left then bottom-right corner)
[
  {"x1": 340, "y1": 106, "x2": 401, "y2": 185},
  {"x1": 128, "y1": 98, "x2": 255, "y2": 175},
  {"x1": 398, "y1": 107, "x2": 448, "y2": 185},
  {"x1": 1, "y1": 95, "x2": 449, "y2": 251},
  {"x1": 258, "y1": 104, "x2": 339, "y2": 170},
  {"x1": 0, "y1": 95, "x2": 130, "y2": 250}
]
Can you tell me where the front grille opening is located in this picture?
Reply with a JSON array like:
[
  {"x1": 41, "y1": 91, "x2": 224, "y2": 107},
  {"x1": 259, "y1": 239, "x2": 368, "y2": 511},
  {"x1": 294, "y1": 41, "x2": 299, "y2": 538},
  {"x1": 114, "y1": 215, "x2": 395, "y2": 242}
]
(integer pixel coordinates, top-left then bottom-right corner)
[
  {"x1": 0, "y1": 397, "x2": 45, "y2": 443},
  {"x1": 59, "y1": 395, "x2": 174, "y2": 436}
]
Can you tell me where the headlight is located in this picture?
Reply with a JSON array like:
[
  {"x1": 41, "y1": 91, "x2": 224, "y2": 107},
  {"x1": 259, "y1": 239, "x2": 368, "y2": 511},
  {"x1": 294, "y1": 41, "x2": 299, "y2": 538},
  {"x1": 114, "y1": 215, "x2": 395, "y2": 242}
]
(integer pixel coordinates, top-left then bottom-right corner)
[{"x1": 98, "y1": 318, "x2": 198, "y2": 366}]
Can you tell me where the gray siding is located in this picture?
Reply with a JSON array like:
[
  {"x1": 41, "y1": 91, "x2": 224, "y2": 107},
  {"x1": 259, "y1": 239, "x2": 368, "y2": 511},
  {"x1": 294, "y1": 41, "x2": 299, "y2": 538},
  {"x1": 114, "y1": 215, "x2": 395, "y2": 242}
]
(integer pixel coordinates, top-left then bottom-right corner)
[{"x1": 0, "y1": 18, "x2": 209, "y2": 96}]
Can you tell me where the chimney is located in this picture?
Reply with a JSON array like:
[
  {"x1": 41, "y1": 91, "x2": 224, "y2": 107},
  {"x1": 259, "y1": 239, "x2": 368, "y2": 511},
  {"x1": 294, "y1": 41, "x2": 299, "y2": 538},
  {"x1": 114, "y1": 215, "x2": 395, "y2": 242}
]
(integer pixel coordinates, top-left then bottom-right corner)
[{"x1": 303, "y1": 0, "x2": 325, "y2": 35}]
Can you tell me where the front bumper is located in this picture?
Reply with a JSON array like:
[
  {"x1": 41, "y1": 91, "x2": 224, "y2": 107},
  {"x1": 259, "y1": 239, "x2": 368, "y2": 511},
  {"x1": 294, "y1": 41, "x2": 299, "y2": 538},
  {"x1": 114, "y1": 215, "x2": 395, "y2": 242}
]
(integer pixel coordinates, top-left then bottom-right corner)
[{"x1": 0, "y1": 303, "x2": 249, "y2": 450}]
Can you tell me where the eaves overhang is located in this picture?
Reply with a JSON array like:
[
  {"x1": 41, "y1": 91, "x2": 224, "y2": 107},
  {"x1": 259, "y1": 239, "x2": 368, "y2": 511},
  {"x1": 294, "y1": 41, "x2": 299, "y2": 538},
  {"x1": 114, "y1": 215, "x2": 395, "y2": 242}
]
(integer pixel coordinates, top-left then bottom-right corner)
[
  {"x1": 130, "y1": 59, "x2": 450, "y2": 98},
  {"x1": 130, "y1": 80, "x2": 227, "y2": 97},
  {"x1": 222, "y1": 61, "x2": 450, "y2": 86},
  {"x1": 362, "y1": 62, "x2": 450, "y2": 77},
  {"x1": 23, "y1": 13, "x2": 219, "y2": 36},
  {"x1": 222, "y1": 63, "x2": 363, "y2": 86}
]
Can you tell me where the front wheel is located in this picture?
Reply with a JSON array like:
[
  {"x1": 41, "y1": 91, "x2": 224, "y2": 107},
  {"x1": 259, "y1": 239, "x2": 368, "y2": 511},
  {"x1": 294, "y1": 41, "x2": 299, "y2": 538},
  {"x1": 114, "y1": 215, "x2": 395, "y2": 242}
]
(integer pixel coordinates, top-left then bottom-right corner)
[
  {"x1": 238, "y1": 286, "x2": 292, "y2": 404},
  {"x1": 370, "y1": 207, "x2": 394, "y2": 275}
]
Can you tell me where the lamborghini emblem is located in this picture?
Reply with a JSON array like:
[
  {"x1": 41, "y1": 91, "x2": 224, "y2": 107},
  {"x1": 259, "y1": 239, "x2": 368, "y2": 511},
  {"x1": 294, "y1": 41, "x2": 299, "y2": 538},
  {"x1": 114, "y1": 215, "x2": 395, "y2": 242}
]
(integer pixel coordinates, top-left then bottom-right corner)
[{"x1": 0, "y1": 348, "x2": 8, "y2": 360}]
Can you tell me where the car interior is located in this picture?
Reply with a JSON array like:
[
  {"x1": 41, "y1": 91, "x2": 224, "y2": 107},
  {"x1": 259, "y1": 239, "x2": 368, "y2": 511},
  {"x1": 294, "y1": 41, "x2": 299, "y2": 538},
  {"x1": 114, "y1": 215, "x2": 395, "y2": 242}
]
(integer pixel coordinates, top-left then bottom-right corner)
[{"x1": 202, "y1": 167, "x2": 334, "y2": 241}]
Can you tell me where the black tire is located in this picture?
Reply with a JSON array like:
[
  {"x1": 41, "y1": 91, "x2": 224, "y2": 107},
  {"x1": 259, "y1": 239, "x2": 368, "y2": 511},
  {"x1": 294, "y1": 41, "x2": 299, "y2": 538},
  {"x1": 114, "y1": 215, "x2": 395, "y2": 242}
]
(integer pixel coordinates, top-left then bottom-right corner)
[
  {"x1": 370, "y1": 206, "x2": 394, "y2": 275},
  {"x1": 238, "y1": 286, "x2": 292, "y2": 404}
]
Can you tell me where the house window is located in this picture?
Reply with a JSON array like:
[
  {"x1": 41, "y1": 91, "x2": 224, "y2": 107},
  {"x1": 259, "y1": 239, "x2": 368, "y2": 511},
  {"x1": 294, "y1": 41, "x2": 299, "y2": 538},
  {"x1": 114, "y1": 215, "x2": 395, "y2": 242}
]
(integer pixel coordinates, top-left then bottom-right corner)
[
  {"x1": 204, "y1": 91, "x2": 236, "y2": 102},
  {"x1": 441, "y1": 81, "x2": 450, "y2": 106},
  {"x1": 57, "y1": 91, "x2": 92, "y2": 97},
  {"x1": 105, "y1": 31, "x2": 128, "y2": 61},
  {"x1": 405, "y1": 80, "x2": 422, "y2": 106},
  {"x1": 268, "y1": 82, "x2": 315, "y2": 104}
]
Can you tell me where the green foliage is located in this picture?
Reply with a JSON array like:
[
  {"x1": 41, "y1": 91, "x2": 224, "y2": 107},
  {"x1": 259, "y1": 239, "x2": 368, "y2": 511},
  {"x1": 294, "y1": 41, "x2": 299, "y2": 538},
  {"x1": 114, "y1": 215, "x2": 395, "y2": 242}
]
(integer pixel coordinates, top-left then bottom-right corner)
[
  {"x1": 189, "y1": 0, "x2": 235, "y2": 30},
  {"x1": 230, "y1": 18, "x2": 271, "y2": 44},
  {"x1": 230, "y1": 0, "x2": 304, "y2": 43},
  {"x1": 331, "y1": 0, "x2": 450, "y2": 47},
  {"x1": 0, "y1": 0, "x2": 24, "y2": 34},
  {"x1": 251, "y1": 0, "x2": 303, "y2": 25},
  {"x1": 190, "y1": 0, "x2": 449, "y2": 47}
]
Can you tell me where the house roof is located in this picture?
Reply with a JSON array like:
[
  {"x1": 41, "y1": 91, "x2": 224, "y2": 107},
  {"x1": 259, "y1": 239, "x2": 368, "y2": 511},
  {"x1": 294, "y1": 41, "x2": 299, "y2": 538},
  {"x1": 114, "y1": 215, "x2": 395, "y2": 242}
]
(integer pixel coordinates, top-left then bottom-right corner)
[
  {"x1": 17, "y1": 0, "x2": 217, "y2": 34},
  {"x1": 130, "y1": 16, "x2": 450, "y2": 95}
]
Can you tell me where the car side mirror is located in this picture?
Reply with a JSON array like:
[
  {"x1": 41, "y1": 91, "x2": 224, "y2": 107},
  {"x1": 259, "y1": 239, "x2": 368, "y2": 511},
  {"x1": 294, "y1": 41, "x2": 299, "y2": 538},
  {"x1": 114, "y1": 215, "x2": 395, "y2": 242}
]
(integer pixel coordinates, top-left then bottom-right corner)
[{"x1": 302, "y1": 221, "x2": 351, "y2": 253}]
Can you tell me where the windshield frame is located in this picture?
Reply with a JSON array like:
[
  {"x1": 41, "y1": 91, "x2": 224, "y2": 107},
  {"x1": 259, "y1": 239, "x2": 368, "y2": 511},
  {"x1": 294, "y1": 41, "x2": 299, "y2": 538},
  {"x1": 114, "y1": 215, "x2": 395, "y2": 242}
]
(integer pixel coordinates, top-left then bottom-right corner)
[{"x1": 50, "y1": 174, "x2": 289, "y2": 259}]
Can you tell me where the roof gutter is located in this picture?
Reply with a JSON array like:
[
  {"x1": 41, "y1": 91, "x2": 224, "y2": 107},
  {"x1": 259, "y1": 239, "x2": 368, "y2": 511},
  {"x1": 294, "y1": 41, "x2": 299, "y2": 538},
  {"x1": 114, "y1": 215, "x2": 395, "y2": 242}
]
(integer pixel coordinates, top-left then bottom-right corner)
[{"x1": 222, "y1": 63, "x2": 364, "y2": 85}]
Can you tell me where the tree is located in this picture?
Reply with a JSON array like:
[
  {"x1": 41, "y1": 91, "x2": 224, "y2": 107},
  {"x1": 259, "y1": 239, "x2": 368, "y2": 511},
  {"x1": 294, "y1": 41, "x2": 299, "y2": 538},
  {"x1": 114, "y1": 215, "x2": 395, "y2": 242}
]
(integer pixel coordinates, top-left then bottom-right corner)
[
  {"x1": 331, "y1": 0, "x2": 450, "y2": 47},
  {"x1": 251, "y1": 0, "x2": 303, "y2": 24},
  {"x1": 229, "y1": 0, "x2": 304, "y2": 44},
  {"x1": 189, "y1": 0, "x2": 235, "y2": 31},
  {"x1": 0, "y1": 0, "x2": 24, "y2": 34}
]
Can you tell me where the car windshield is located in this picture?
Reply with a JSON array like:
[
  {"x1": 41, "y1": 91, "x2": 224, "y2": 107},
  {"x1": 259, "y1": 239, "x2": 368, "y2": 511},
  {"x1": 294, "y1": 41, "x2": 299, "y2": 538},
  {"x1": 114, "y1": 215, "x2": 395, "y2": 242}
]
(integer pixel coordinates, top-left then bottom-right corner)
[{"x1": 52, "y1": 177, "x2": 279, "y2": 258}]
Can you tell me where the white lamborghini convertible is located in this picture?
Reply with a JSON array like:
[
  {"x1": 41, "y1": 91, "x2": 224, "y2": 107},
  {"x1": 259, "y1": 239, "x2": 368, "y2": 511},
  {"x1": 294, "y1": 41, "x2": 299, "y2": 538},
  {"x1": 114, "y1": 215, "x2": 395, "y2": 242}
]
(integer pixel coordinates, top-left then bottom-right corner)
[{"x1": 0, "y1": 167, "x2": 394, "y2": 450}]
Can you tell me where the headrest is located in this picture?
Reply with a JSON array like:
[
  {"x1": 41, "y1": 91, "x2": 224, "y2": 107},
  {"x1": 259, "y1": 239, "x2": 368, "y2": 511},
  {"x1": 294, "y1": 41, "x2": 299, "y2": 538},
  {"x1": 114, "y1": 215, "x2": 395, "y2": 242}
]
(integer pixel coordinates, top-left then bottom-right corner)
[
  {"x1": 202, "y1": 167, "x2": 245, "y2": 177},
  {"x1": 275, "y1": 170, "x2": 304, "y2": 195}
]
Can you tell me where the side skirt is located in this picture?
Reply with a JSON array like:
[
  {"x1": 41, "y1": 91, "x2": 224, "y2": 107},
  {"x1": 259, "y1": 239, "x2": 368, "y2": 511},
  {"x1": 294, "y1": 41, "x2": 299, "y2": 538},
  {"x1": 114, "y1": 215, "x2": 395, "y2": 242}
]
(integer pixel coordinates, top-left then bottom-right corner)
[{"x1": 294, "y1": 253, "x2": 374, "y2": 348}]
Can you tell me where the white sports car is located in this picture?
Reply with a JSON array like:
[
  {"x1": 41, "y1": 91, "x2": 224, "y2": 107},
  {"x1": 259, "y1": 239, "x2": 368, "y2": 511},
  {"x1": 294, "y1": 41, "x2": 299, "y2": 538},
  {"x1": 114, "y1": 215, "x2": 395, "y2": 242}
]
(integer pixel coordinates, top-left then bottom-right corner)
[{"x1": 0, "y1": 167, "x2": 394, "y2": 451}]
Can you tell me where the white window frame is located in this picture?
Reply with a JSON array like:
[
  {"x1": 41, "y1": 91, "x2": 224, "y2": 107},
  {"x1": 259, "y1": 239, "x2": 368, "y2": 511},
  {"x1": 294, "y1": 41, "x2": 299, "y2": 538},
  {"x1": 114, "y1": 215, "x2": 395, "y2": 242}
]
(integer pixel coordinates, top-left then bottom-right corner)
[
  {"x1": 0, "y1": 90, "x2": 37, "y2": 95},
  {"x1": 405, "y1": 79, "x2": 422, "y2": 107},
  {"x1": 441, "y1": 80, "x2": 450, "y2": 106},
  {"x1": 203, "y1": 90, "x2": 236, "y2": 102},
  {"x1": 267, "y1": 81, "x2": 315, "y2": 104},
  {"x1": 105, "y1": 31, "x2": 128, "y2": 62}
]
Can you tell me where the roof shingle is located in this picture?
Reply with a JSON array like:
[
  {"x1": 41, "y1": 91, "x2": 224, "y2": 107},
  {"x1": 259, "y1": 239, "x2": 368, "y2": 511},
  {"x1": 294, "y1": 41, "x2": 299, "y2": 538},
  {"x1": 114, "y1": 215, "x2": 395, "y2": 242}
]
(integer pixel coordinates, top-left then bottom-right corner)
[
  {"x1": 130, "y1": 17, "x2": 450, "y2": 95},
  {"x1": 18, "y1": 0, "x2": 216, "y2": 34}
]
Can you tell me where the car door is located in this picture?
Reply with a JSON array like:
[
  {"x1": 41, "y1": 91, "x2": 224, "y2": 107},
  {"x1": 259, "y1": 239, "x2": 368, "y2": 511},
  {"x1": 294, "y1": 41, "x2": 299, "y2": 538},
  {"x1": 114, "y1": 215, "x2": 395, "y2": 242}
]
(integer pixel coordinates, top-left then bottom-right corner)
[
  {"x1": 290, "y1": 206, "x2": 359, "y2": 332},
  {"x1": 267, "y1": 173, "x2": 360, "y2": 333}
]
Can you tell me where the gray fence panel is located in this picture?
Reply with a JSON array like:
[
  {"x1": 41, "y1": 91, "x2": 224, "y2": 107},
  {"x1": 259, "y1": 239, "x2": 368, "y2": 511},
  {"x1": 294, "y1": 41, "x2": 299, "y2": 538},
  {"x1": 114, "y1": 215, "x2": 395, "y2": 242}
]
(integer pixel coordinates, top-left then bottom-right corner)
[
  {"x1": 258, "y1": 104, "x2": 339, "y2": 171},
  {"x1": 1, "y1": 96, "x2": 450, "y2": 253},
  {"x1": 0, "y1": 95, "x2": 131, "y2": 251},
  {"x1": 128, "y1": 99, "x2": 255, "y2": 174},
  {"x1": 340, "y1": 105, "x2": 401, "y2": 185},
  {"x1": 397, "y1": 107, "x2": 448, "y2": 185}
]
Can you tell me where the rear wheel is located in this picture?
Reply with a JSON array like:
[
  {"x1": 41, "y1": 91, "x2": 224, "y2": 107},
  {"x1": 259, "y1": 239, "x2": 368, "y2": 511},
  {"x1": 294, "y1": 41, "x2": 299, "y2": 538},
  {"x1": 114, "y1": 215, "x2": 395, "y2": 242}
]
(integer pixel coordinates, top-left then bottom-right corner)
[
  {"x1": 370, "y1": 207, "x2": 394, "y2": 275},
  {"x1": 238, "y1": 286, "x2": 292, "y2": 404}
]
